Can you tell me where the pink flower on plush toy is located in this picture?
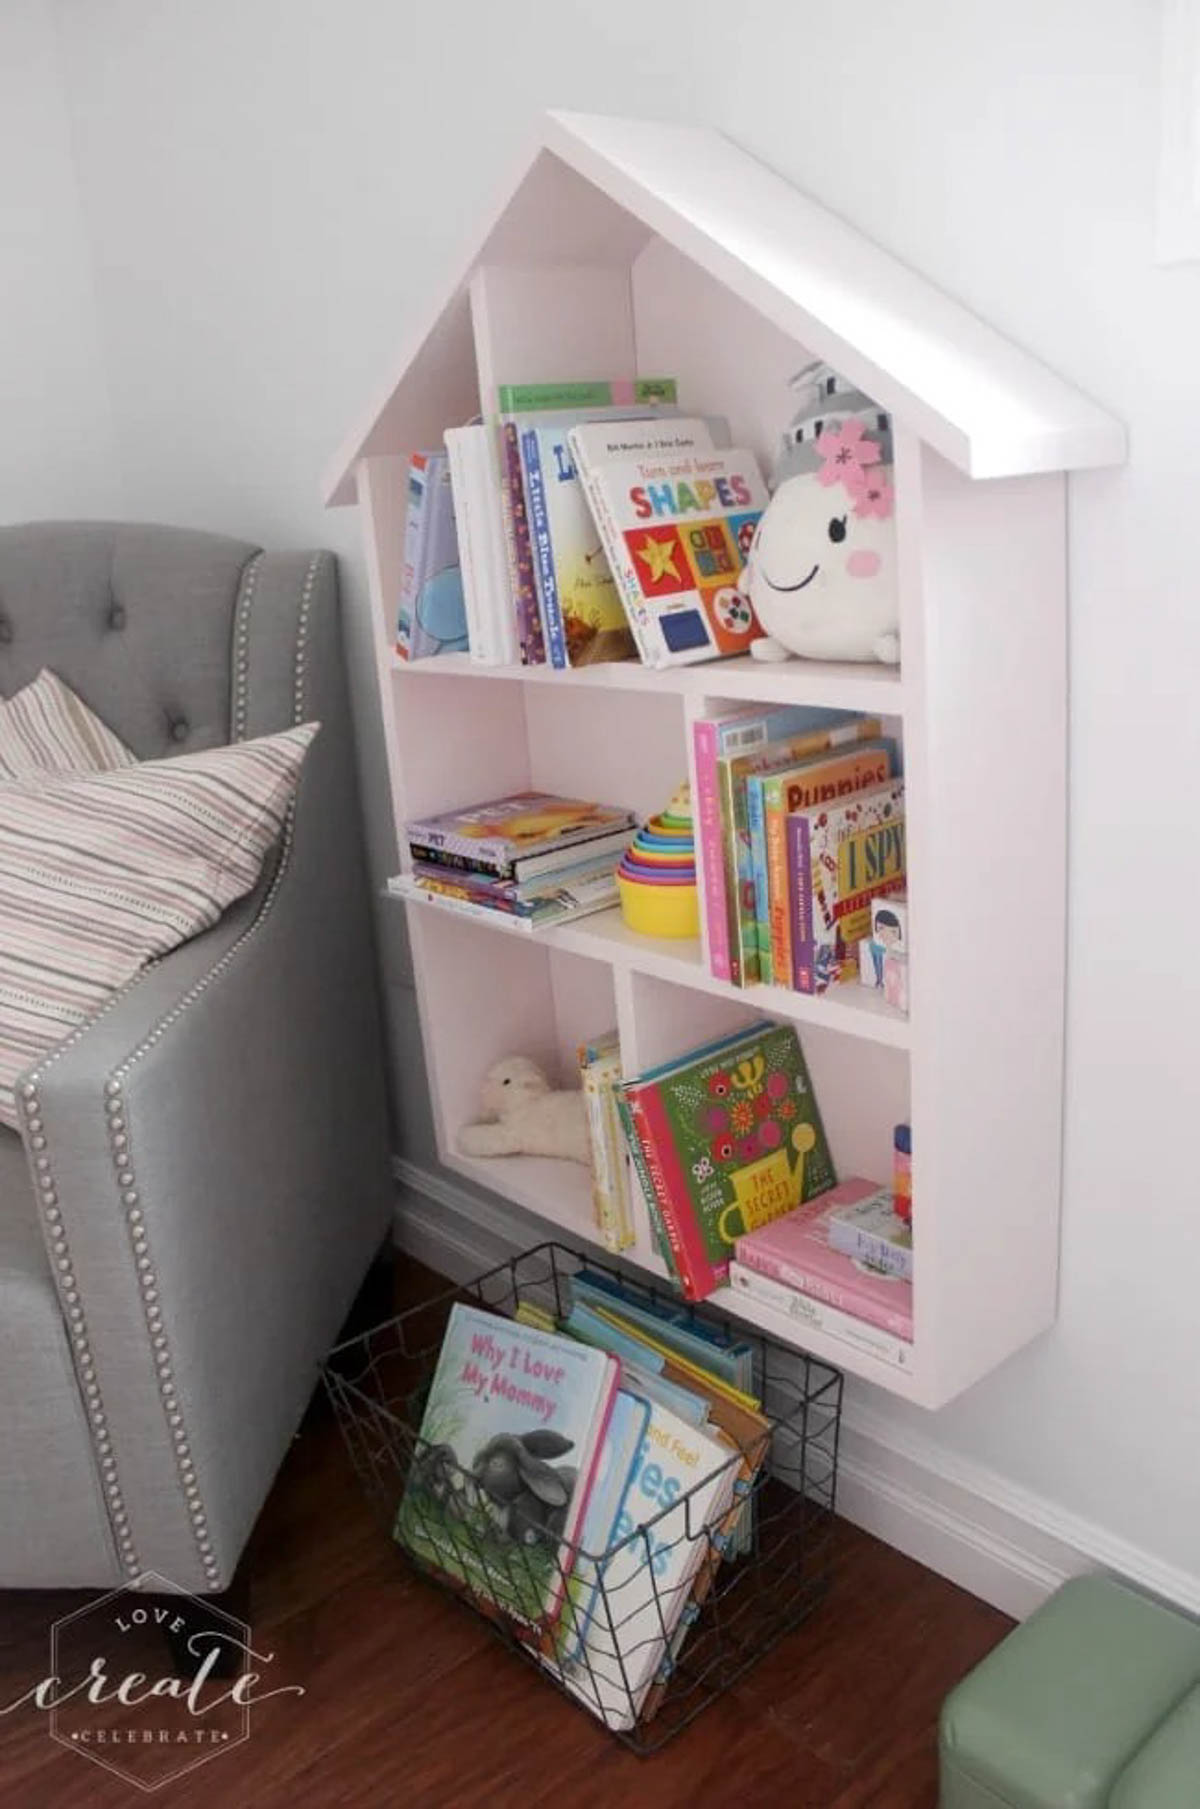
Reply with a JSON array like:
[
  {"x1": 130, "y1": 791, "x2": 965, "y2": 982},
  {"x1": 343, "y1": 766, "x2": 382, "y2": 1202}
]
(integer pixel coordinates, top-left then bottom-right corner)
[
  {"x1": 816, "y1": 417, "x2": 881, "y2": 487},
  {"x1": 852, "y1": 471, "x2": 895, "y2": 520}
]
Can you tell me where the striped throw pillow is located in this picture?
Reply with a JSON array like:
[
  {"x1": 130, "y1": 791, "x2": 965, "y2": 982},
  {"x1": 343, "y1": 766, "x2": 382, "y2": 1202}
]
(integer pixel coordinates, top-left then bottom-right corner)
[
  {"x1": 0, "y1": 669, "x2": 137, "y2": 779},
  {"x1": 0, "y1": 722, "x2": 317, "y2": 1128}
]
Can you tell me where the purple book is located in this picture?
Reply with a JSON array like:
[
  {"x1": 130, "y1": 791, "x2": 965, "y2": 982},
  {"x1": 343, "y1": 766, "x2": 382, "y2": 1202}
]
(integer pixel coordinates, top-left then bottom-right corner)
[{"x1": 499, "y1": 423, "x2": 545, "y2": 665}]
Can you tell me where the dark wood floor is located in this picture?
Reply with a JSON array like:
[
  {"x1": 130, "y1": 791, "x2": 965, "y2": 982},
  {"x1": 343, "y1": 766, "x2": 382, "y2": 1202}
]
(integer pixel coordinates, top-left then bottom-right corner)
[{"x1": 0, "y1": 1263, "x2": 1011, "y2": 1808}]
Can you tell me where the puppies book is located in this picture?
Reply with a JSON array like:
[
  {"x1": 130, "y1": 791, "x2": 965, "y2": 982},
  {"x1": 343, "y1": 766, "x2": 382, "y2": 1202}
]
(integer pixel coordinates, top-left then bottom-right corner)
[
  {"x1": 622, "y1": 1021, "x2": 836, "y2": 1301},
  {"x1": 395, "y1": 1303, "x2": 618, "y2": 1632}
]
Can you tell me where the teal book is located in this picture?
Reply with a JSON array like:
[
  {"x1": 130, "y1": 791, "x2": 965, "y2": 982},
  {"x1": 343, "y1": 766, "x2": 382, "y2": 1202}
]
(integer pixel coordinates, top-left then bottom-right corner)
[{"x1": 395, "y1": 1303, "x2": 618, "y2": 1631}]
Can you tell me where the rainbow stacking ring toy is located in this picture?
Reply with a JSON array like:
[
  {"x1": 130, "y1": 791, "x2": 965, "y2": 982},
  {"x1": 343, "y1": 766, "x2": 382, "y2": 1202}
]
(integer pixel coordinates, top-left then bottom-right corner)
[{"x1": 617, "y1": 782, "x2": 700, "y2": 939}]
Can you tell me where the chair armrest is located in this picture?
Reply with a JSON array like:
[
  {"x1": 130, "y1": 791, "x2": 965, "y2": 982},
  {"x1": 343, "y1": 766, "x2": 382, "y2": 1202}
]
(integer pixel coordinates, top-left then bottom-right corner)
[{"x1": 16, "y1": 551, "x2": 392, "y2": 1592}]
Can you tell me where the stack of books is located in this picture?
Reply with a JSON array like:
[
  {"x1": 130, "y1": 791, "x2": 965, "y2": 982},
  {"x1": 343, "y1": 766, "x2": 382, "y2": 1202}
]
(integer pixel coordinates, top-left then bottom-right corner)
[
  {"x1": 395, "y1": 1275, "x2": 769, "y2": 1732},
  {"x1": 395, "y1": 792, "x2": 636, "y2": 932},
  {"x1": 731, "y1": 1177, "x2": 914, "y2": 1372},
  {"x1": 400, "y1": 376, "x2": 773, "y2": 673},
  {"x1": 692, "y1": 703, "x2": 908, "y2": 997}
]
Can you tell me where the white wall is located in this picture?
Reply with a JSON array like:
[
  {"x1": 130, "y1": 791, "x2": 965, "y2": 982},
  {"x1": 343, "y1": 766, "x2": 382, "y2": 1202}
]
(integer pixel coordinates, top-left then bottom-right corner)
[
  {"x1": 0, "y1": 0, "x2": 120, "y2": 518},
  {"x1": 21, "y1": 0, "x2": 1200, "y2": 1596}
]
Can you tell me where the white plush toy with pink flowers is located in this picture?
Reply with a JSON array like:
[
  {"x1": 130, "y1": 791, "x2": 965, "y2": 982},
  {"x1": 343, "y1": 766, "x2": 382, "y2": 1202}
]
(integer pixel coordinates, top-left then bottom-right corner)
[{"x1": 741, "y1": 362, "x2": 900, "y2": 665}]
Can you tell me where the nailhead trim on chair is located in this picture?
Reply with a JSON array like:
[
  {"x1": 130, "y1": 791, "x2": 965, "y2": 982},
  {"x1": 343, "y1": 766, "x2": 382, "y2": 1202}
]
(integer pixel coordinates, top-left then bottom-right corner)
[
  {"x1": 230, "y1": 553, "x2": 263, "y2": 743},
  {"x1": 16, "y1": 550, "x2": 325, "y2": 1587}
]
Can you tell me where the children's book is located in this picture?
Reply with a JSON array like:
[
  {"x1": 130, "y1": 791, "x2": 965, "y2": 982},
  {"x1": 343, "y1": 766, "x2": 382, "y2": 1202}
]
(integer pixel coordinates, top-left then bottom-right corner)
[
  {"x1": 622, "y1": 1021, "x2": 836, "y2": 1301},
  {"x1": 826, "y1": 1184, "x2": 913, "y2": 1279},
  {"x1": 691, "y1": 705, "x2": 866, "y2": 984},
  {"x1": 520, "y1": 426, "x2": 636, "y2": 669},
  {"x1": 747, "y1": 740, "x2": 894, "y2": 987},
  {"x1": 734, "y1": 1178, "x2": 914, "y2": 1340},
  {"x1": 715, "y1": 715, "x2": 884, "y2": 987},
  {"x1": 578, "y1": 1033, "x2": 634, "y2": 1252},
  {"x1": 558, "y1": 1395, "x2": 740, "y2": 1729},
  {"x1": 498, "y1": 421, "x2": 545, "y2": 665},
  {"x1": 786, "y1": 780, "x2": 906, "y2": 993},
  {"x1": 568, "y1": 1270, "x2": 756, "y2": 1397},
  {"x1": 399, "y1": 858, "x2": 620, "y2": 931},
  {"x1": 406, "y1": 792, "x2": 636, "y2": 880},
  {"x1": 570, "y1": 440, "x2": 769, "y2": 668},
  {"x1": 497, "y1": 378, "x2": 678, "y2": 413},
  {"x1": 395, "y1": 1304, "x2": 619, "y2": 1632},
  {"x1": 444, "y1": 423, "x2": 517, "y2": 666},
  {"x1": 556, "y1": 1390, "x2": 651, "y2": 1667},
  {"x1": 396, "y1": 452, "x2": 467, "y2": 661}
]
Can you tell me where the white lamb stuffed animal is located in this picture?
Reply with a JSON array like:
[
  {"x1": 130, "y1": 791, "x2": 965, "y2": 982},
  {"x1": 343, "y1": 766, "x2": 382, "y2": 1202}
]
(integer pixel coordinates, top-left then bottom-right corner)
[{"x1": 457, "y1": 1056, "x2": 590, "y2": 1164}]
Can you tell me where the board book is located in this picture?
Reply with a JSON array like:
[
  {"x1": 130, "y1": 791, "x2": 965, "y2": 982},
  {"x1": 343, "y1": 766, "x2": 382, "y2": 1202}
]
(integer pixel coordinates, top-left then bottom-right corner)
[
  {"x1": 396, "y1": 451, "x2": 466, "y2": 661},
  {"x1": 570, "y1": 438, "x2": 769, "y2": 668},
  {"x1": 622, "y1": 1021, "x2": 836, "y2": 1301},
  {"x1": 395, "y1": 1303, "x2": 619, "y2": 1631},
  {"x1": 734, "y1": 1178, "x2": 914, "y2": 1341},
  {"x1": 715, "y1": 715, "x2": 884, "y2": 987},
  {"x1": 747, "y1": 740, "x2": 895, "y2": 987},
  {"x1": 520, "y1": 425, "x2": 636, "y2": 669},
  {"x1": 786, "y1": 780, "x2": 906, "y2": 993},
  {"x1": 826, "y1": 1184, "x2": 913, "y2": 1279}
]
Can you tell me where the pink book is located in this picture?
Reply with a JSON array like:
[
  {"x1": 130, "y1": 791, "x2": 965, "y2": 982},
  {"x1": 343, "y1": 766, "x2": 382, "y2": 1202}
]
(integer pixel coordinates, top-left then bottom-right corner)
[{"x1": 734, "y1": 1177, "x2": 913, "y2": 1341}]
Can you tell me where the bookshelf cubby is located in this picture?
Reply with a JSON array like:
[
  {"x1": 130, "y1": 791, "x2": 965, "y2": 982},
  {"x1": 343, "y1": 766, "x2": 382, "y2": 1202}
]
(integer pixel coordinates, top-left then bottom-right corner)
[{"x1": 326, "y1": 110, "x2": 1125, "y2": 1408}]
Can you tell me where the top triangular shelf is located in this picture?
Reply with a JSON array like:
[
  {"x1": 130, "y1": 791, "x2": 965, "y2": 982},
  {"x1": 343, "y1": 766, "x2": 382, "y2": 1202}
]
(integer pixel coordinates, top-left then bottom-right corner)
[{"x1": 325, "y1": 110, "x2": 1124, "y2": 504}]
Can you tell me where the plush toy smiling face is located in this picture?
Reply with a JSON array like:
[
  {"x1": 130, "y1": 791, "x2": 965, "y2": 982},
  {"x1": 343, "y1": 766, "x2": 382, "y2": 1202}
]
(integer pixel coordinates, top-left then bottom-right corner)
[{"x1": 742, "y1": 469, "x2": 900, "y2": 663}]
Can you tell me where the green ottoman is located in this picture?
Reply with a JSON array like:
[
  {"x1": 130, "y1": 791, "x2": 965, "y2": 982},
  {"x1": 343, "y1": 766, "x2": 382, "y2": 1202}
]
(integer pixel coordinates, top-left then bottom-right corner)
[
  {"x1": 1109, "y1": 1684, "x2": 1200, "y2": 1808},
  {"x1": 940, "y1": 1576, "x2": 1200, "y2": 1809}
]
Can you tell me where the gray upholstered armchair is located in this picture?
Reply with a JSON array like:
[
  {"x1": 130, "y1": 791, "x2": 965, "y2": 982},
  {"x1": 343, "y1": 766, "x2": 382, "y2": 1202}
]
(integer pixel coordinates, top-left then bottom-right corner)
[{"x1": 0, "y1": 522, "x2": 392, "y2": 1593}]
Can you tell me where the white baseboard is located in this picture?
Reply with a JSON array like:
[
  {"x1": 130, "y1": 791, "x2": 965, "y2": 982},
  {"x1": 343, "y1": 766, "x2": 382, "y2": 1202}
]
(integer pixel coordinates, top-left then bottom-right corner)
[{"x1": 391, "y1": 1157, "x2": 1200, "y2": 1623}]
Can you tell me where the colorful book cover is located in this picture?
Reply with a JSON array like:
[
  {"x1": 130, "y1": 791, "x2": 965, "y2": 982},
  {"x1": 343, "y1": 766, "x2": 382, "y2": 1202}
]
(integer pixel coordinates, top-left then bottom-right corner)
[
  {"x1": 826, "y1": 1185, "x2": 913, "y2": 1279},
  {"x1": 691, "y1": 705, "x2": 860, "y2": 984},
  {"x1": 571, "y1": 444, "x2": 769, "y2": 668},
  {"x1": 520, "y1": 426, "x2": 636, "y2": 669},
  {"x1": 406, "y1": 792, "x2": 636, "y2": 876},
  {"x1": 497, "y1": 378, "x2": 678, "y2": 414},
  {"x1": 396, "y1": 451, "x2": 427, "y2": 660},
  {"x1": 734, "y1": 1178, "x2": 914, "y2": 1340},
  {"x1": 717, "y1": 715, "x2": 883, "y2": 987},
  {"x1": 787, "y1": 780, "x2": 906, "y2": 993},
  {"x1": 556, "y1": 1389, "x2": 651, "y2": 1666},
  {"x1": 750, "y1": 741, "x2": 895, "y2": 989},
  {"x1": 395, "y1": 1303, "x2": 618, "y2": 1630},
  {"x1": 622, "y1": 1021, "x2": 836, "y2": 1301},
  {"x1": 579, "y1": 1036, "x2": 634, "y2": 1252}
]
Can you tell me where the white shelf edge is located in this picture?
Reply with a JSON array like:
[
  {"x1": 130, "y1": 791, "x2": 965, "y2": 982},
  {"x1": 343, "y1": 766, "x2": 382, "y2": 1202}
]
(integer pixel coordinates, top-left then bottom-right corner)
[
  {"x1": 390, "y1": 884, "x2": 912, "y2": 1052},
  {"x1": 388, "y1": 649, "x2": 905, "y2": 716}
]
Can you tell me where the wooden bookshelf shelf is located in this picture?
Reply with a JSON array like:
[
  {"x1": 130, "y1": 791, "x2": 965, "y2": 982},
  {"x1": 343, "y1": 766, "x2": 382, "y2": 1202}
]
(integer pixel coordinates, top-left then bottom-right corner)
[{"x1": 327, "y1": 110, "x2": 1124, "y2": 1408}]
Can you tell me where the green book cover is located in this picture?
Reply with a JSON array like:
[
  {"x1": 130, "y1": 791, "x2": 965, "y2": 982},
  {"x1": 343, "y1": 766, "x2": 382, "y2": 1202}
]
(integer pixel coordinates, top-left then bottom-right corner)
[
  {"x1": 496, "y1": 377, "x2": 678, "y2": 413},
  {"x1": 626, "y1": 1022, "x2": 836, "y2": 1299}
]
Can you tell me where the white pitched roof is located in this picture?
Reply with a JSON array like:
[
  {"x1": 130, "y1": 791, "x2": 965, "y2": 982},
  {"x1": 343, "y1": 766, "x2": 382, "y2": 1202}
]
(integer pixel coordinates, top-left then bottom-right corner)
[{"x1": 325, "y1": 110, "x2": 1123, "y2": 505}]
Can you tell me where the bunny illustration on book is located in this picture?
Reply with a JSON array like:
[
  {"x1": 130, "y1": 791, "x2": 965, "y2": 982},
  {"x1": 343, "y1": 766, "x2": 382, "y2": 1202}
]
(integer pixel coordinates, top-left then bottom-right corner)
[{"x1": 472, "y1": 1430, "x2": 577, "y2": 1547}]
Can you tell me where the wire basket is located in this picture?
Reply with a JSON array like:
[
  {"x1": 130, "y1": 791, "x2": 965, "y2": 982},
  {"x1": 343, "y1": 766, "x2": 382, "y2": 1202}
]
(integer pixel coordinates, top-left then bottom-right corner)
[{"x1": 323, "y1": 1241, "x2": 843, "y2": 1753}]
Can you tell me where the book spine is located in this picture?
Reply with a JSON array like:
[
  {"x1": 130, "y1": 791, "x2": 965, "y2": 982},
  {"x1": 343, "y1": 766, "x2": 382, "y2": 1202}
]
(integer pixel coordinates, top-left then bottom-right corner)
[
  {"x1": 401, "y1": 882, "x2": 534, "y2": 931},
  {"x1": 521, "y1": 430, "x2": 566, "y2": 669},
  {"x1": 788, "y1": 814, "x2": 817, "y2": 994},
  {"x1": 727, "y1": 1262, "x2": 913, "y2": 1368},
  {"x1": 626, "y1": 1087, "x2": 716, "y2": 1301},
  {"x1": 499, "y1": 423, "x2": 545, "y2": 665},
  {"x1": 598, "y1": 1068, "x2": 635, "y2": 1252},
  {"x1": 826, "y1": 1218, "x2": 913, "y2": 1279},
  {"x1": 691, "y1": 718, "x2": 733, "y2": 984},
  {"x1": 407, "y1": 843, "x2": 510, "y2": 880},
  {"x1": 765, "y1": 780, "x2": 794, "y2": 988},
  {"x1": 746, "y1": 777, "x2": 773, "y2": 987},
  {"x1": 477, "y1": 427, "x2": 519, "y2": 664},
  {"x1": 717, "y1": 756, "x2": 745, "y2": 986},
  {"x1": 396, "y1": 457, "x2": 424, "y2": 658},
  {"x1": 444, "y1": 435, "x2": 485, "y2": 664},
  {"x1": 733, "y1": 1242, "x2": 912, "y2": 1340},
  {"x1": 581, "y1": 1062, "x2": 624, "y2": 1251},
  {"x1": 615, "y1": 1093, "x2": 675, "y2": 1275}
]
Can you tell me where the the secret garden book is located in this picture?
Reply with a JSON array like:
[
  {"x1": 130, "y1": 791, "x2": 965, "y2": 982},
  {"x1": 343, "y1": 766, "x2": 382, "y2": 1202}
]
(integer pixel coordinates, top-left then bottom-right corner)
[
  {"x1": 395, "y1": 1304, "x2": 618, "y2": 1631},
  {"x1": 622, "y1": 1022, "x2": 836, "y2": 1301}
]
